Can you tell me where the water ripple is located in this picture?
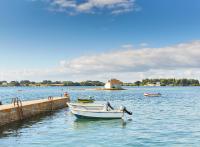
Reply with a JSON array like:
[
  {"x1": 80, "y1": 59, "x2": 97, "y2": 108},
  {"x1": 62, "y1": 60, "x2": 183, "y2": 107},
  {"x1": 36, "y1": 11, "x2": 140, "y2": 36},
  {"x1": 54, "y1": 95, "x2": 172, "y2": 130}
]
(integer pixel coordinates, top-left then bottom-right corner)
[{"x1": 1, "y1": 86, "x2": 200, "y2": 146}]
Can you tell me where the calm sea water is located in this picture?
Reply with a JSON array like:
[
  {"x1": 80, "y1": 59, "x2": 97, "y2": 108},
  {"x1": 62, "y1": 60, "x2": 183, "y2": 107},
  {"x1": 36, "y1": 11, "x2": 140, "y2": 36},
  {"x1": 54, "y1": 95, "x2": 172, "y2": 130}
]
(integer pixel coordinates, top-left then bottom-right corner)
[{"x1": 0, "y1": 86, "x2": 200, "y2": 147}]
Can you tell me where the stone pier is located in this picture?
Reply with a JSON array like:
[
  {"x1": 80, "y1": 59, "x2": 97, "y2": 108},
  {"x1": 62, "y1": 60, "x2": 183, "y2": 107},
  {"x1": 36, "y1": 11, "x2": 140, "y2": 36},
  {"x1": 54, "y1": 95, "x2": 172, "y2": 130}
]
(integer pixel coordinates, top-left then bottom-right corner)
[{"x1": 0, "y1": 96, "x2": 70, "y2": 127}]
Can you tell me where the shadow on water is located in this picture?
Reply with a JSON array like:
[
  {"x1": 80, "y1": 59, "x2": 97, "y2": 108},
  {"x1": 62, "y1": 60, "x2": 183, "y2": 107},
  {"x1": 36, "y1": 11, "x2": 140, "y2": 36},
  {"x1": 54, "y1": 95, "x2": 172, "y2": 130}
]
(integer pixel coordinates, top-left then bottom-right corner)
[{"x1": 0, "y1": 111, "x2": 59, "y2": 138}]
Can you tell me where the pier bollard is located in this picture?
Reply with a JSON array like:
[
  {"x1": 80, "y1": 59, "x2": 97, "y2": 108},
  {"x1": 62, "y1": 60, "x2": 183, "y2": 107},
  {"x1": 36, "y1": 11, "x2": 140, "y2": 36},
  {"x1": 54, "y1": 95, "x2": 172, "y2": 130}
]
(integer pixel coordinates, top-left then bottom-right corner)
[
  {"x1": 64, "y1": 92, "x2": 70, "y2": 102},
  {"x1": 64, "y1": 92, "x2": 68, "y2": 97}
]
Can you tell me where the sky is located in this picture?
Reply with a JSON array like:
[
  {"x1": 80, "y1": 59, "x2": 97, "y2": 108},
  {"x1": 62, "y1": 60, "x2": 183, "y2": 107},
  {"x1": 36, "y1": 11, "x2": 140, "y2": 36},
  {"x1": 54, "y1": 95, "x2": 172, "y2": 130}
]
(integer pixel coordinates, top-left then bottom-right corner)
[{"x1": 0, "y1": 0, "x2": 200, "y2": 82}]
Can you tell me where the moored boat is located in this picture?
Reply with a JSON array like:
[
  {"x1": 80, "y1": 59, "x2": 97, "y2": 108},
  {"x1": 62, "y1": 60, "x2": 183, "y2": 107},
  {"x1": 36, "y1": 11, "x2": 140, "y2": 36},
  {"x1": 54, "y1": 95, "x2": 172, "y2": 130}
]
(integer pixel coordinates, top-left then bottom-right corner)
[
  {"x1": 76, "y1": 96, "x2": 95, "y2": 103},
  {"x1": 77, "y1": 98, "x2": 94, "y2": 103},
  {"x1": 144, "y1": 93, "x2": 161, "y2": 97},
  {"x1": 68, "y1": 102, "x2": 132, "y2": 119}
]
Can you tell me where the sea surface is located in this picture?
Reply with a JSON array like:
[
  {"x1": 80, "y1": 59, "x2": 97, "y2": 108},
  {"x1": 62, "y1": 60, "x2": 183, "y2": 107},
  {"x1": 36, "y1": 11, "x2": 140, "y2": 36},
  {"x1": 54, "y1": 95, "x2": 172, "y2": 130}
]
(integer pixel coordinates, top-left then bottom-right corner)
[{"x1": 0, "y1": 86, "x2": 200, "y2": 147}]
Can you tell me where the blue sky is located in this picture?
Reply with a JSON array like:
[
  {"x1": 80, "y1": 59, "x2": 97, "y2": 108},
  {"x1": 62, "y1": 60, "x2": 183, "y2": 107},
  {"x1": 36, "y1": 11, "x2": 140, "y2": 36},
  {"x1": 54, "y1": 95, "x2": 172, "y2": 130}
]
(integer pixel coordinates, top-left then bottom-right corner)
[{"x1": 0, "y1": 0, "x2": 200, "y2": 82}]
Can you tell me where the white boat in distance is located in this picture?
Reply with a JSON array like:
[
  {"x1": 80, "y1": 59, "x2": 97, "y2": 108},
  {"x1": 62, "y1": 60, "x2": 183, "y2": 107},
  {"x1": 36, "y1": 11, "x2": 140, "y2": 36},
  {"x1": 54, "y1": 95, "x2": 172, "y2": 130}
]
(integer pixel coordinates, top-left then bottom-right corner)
[
  {"x1": 144, "y1": 93, "x2": 161, "y2": 97},
  {"x1": 67, "y1": 102, "x2": 132, "y2": 119}
]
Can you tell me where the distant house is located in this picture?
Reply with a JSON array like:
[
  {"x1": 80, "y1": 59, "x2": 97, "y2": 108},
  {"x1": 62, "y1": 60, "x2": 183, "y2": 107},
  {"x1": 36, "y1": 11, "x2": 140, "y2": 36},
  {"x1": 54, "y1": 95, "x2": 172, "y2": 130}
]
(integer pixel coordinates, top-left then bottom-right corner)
[
  {"x1": 145, "y1": 83, "x2": 155, "y2": 86},
  {"x1": 145, "y1": 82, "x2": 160, "y2": 87},
  {"x1": 156, "y1": 82, "x2": 161, "y2": 86},
  {"x1": 104, "y1": 79, "x2": 123, "y2": 89},
  {"x1": 2, "y1": 82, "x2": 8, "y2": 86}
]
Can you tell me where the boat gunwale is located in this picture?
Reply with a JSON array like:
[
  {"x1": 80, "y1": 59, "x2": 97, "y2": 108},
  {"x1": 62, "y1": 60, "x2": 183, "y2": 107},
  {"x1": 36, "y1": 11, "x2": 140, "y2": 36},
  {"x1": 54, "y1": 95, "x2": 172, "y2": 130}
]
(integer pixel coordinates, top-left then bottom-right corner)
[
  {"x1": 71, "y1": 108, "x2": 123, "y2": 113},
  {"x1": 67, "y1": 102, "x2": 104, "y2": 107}
]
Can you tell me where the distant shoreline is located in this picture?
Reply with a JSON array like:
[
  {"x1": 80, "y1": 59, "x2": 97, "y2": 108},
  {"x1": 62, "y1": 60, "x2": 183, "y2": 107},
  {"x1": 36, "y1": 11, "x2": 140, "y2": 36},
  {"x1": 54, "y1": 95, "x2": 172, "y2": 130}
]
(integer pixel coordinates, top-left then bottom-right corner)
[
  {"x1": 0, "y1": 78, "x2": 199, "y2": 87},
  {"x1": 0, "y1": 85, "x2": 200, "y2": 87}
]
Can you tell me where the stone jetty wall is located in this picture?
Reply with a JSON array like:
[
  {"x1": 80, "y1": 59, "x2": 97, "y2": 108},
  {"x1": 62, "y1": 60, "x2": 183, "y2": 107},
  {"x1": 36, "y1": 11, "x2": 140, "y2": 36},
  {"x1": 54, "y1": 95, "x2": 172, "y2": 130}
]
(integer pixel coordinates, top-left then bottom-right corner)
[{"x1": 0, "y1": 97, "x2": 69, "y2": 126}]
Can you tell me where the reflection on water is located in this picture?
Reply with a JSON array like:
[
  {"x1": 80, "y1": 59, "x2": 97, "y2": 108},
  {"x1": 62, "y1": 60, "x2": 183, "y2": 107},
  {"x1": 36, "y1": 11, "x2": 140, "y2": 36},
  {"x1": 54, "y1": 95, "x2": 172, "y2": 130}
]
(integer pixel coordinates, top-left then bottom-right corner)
[
  {"x1": 73, "y1": 118, "x2": 130, "y2": 130},
  {"x1": 0, "y1": 112, "x2": 58, "y2": 138}
]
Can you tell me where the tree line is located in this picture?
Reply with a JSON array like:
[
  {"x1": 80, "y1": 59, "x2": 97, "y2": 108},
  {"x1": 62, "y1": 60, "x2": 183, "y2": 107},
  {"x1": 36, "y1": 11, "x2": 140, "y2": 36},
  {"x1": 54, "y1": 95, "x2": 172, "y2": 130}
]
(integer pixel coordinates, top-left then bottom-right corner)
[
  {"x1": 0, "y1": 78, "x2": 199, "y2": 87},
  {"x1": 123, "y1": 78, "x2": 200, "y2": 86},
  {"x1": 0, "y1": 80, "x2": 105, "y2": 87}
]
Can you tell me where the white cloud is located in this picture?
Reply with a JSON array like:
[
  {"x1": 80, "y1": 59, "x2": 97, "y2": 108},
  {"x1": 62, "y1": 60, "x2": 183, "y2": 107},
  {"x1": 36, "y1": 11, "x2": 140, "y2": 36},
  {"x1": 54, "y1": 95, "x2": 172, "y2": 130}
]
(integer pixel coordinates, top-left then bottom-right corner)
[
  {"x1": 0, "y1": 68, "x2": 61, "y2": 82},
  {"x1": 1, "y1": 41, "x2": 200, "y2": 82},
  {"x1": 139, "y1": 42, "x2": 148, "y2": 47},
  {"x1": 51, "y1": 0, "x2": 76, "y2": 8},
  {"x1": 59, "y1": 40, "x2": 200, "y2": 81},
  {"x1": 121, "y1": 44, "x2": 134, "y2": 48},
  {"x1": 61, "y1": 40, "x2": 200, "y2": 73},
  {"x1": 36, "y1": 0, "x2": 136, "y2": 14}
]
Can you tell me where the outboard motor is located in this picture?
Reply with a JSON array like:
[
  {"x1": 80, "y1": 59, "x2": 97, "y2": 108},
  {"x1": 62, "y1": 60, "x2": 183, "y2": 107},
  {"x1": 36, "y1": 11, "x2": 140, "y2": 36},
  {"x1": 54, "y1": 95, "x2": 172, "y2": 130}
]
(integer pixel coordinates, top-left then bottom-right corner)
[
  {"x1": 107, "y1": 102, "x2": 114, "y2": 110},
  {"x1": 120, "y1": 106, "x2": 132, "y2": 115},
  {"x1": 123, "y1": 107, "x2": 132, "y2": 115}
]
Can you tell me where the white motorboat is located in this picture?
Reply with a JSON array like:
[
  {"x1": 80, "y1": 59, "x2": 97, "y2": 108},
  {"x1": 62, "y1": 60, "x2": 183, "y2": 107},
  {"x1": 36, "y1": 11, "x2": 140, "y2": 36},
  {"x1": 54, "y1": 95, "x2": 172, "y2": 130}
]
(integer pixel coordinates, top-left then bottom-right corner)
[
  {"x1": 67, "y1": 102, "x2": 132, "y2": 119},
  {"x1": 144, "y1": 93, "x2": 161, "y2": 97}
]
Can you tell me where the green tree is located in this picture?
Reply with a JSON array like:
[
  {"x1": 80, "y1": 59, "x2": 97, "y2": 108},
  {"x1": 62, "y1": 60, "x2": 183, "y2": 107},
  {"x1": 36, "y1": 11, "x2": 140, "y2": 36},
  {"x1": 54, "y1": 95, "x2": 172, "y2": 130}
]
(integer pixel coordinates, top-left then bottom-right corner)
[
  {"x1": 9, "y1": 81, "x2": 20, "y2": 86},
  {"x1": 20, "y1": 80, "x2": 31, "y2": 86},
  {"x1": 134, "y1": 81, "x2": 141, "y2": 86},
  {"x1": 41, "y1": 80, "x2": 52, "y2": 85}
]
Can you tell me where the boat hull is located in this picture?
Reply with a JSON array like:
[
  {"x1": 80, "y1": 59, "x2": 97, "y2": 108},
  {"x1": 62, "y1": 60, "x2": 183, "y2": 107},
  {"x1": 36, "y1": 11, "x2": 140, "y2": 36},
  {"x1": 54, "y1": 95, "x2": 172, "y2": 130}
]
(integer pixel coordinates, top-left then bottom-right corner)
[
  {"x1": 71, "y1": 109, "x2": 123, "y2": 119},
  {"x1": 77, "y1": 98, "x2": 94, "y2": 103},
  {"x1": 73, "y1": 114, "x2": 121, "y2": 119},
  {"x1": 144, "y1": 93, "x2": 161, "y2": 97}
]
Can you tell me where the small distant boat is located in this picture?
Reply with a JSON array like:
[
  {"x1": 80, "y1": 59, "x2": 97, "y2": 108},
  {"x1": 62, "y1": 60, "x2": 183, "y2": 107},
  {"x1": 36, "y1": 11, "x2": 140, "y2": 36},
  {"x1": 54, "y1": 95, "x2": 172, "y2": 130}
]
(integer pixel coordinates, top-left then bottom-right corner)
[
  {"x1": 77, "y1": 98, "x2": 94, "y2": 103},
  {"x1": 144, "y1": 93, "x2": 161, "y2": 97},
  {"x1": 67, "y1": 102, "x2": 132, "y2": 119},
  {"x1": 77, "y1": 96, "x2": 95, "y2": 103}
]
